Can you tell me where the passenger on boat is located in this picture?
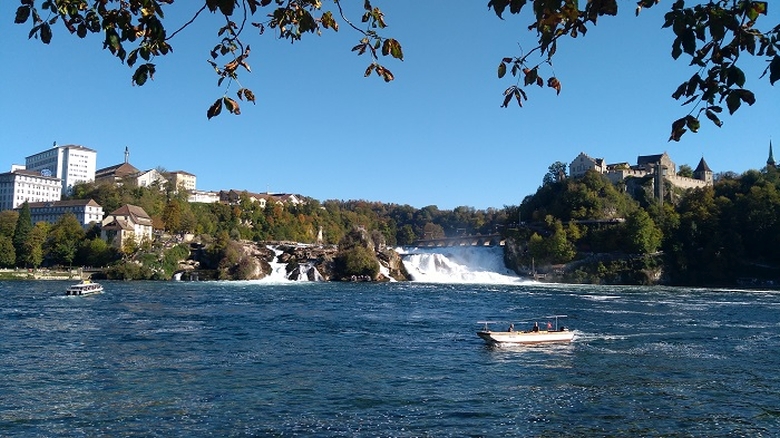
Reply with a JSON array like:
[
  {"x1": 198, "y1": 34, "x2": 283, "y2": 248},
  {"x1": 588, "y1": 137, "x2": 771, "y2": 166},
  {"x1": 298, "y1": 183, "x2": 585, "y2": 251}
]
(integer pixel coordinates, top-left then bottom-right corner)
[
  {"x1": 508, "y1": 323, "x2": 514, "y2": 332},
  {"x1": 532, "y1": 322, "x2": 539, "y2": 332}
]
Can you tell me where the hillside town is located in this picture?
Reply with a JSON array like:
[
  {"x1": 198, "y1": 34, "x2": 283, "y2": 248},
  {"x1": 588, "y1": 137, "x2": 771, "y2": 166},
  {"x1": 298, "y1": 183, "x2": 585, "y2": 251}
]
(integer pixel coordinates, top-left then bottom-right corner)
[{"x1": 0, "y1": 143, "x2": 304, "y2": 250}]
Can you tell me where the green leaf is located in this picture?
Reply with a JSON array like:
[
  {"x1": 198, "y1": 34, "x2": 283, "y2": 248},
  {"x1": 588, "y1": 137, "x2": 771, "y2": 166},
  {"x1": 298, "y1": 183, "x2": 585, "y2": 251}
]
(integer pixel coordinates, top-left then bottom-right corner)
[
  {"x1": 489, "y1": 0, "x2": 509, "y2": 18},
  {"x1": 739, "y1": 89, "x2": 755, "y2": 106},
  {"x1": 726, "y1": 91, "x2": 741, "y2": 114},
  {"x1": 672, "y1": 82, "x2": 687, "y2": 99},
  {"x1": 669, "y1": 117, "x2": 687, "y2": 141},
  {"x1": 207, "y1": 98, "x2": 223, "y2": 119},
  {"x1": 133, "y1": 65, "x2": 148, "y2": 86},
  {"x1": 501, "y1": 86, "x2": 515, "y2": 107},
  {"x1": 709, "y1": 15, "x2": 725, "y2": 41},
  {"x1": 671, "y1": 37, "x2": 683, "y2": 60},
  {"x1": 509, "y1": 0, "x2": 527, "y2": 14},
  {"x1": 685, "y1": 115, "x2": 700, "y2": 133},
  {"x1": 727, "y1": 66, "x2": 745, "y2": 87},
  {"x1": 747, "y1": 1, "x2": 768, "y2": 21},
  {"x1": 131, "y1": 63, "x2": 155, "y2": 86},
  {"x1": 127, "y1": 49, "x2": 138, "y2": 67},
  {"x1": 40, "y1": 22, "x2": 52, "y2": 44},
  {"x1": 523, "y1": 68, "x2": 538, "y2": 86},
  {"x1": 769, "y1": 55, "x2": 780, "y2": 85},
  {"x1": 15, "y1": 6, "x2": 31, "y2": 24},
  {"x1": 498, "y1": 62, "x2": 507, "y2": 79},
  {"x1": 705, "y1": 109, "x2": 723, "y2": 127},
  {"x1": 681, "y1": 29, "x2": 696, "y2": 56},
  {"x1": 388, "y1": 39, "x2": 403, "y2": 60},
  {"x1": 223, "y1": 97, "x2": 241, "y2": 115},
  {"x1": 381, "y1": 39, "x2": 390, "y2": 57}
]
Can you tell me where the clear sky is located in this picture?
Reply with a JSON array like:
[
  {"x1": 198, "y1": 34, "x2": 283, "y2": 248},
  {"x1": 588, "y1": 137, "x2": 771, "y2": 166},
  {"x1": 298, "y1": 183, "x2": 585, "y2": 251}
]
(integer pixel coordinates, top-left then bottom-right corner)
[{"x1": 1, "y1": 2, "x2": 778, "y2": 210}]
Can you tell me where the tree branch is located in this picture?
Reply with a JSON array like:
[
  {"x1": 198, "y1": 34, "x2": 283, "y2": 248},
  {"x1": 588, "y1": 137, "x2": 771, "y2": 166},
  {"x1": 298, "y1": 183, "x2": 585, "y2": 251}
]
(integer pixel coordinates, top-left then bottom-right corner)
[{"x1": 167, "y1": 4, "x2": 208, "y2": 41}]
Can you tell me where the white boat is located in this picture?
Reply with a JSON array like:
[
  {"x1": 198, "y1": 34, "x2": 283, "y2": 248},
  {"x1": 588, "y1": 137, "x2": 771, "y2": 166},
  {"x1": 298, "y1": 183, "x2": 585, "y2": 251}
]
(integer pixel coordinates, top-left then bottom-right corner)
[
  {"x1": 65, "y1": 280, "x2": 104, "y2": 296},
  {"x1": 477, "y1": 315, "x2": 574, "y2": 345}
]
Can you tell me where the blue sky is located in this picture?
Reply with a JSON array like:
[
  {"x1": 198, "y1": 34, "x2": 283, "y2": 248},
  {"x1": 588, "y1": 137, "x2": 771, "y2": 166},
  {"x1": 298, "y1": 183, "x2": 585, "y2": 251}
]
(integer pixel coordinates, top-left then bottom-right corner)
[{"x1": 1, "y1": 2, "x2": 778, "y2": 210}]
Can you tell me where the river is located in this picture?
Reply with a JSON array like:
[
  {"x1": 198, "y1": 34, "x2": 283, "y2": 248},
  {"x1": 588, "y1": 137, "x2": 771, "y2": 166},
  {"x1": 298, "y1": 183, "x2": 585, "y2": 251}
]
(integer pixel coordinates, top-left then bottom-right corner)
[{"x1": 1, "y1": 280, "x2": 779, "y2": 436}]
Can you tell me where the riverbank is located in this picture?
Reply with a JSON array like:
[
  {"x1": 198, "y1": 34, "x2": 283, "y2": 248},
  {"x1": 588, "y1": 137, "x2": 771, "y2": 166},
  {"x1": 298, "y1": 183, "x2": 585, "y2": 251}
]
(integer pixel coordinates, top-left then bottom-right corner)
[{"x1": 0, "y1": 268, "x2": 84, "y2": 281}]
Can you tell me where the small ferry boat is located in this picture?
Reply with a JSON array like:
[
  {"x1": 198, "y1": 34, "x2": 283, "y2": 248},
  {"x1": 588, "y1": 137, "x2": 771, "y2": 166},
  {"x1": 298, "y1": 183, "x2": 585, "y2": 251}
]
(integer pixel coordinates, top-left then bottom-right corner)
[
  {"x1": 65, "y1": 280, "x2": 104, "y2": 296},
  {"x1": 477, "y1": 315, "x2": 574, "y2": 345}
]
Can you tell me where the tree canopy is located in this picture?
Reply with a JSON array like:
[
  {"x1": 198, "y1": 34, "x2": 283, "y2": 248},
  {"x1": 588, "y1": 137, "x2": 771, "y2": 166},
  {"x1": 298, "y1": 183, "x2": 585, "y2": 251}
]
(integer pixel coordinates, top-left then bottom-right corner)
[{"x1": 13, "y1": 0, "x2": 778, "y2": 140}]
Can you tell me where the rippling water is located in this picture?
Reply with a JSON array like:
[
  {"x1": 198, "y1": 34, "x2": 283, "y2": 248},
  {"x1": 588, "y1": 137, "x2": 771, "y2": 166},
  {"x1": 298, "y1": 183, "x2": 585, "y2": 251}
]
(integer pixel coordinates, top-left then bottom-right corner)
[{"x1": 2, "y1": 280, "x2": 779, "y2": 436}]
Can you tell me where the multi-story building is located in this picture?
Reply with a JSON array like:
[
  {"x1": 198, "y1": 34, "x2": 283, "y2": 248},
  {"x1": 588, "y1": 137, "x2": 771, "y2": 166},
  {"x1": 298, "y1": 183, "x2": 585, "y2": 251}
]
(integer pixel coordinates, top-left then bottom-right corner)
[
  {"x1": 101, "y1": 204, "x2": 154, "y2": 248},
  {"x1": 166, "y1": 170, "x2": 197, "y2": 192},
  {"x1": 569, "y1": 153, "x2": 606, "y2": 178},
  {"x1": 134, "y1": 168, "x2": 167, "y2": 188},
  {"x1": 26, "y1": 199, "x2": 104, "y2": 228},
  {"x1": 0, "y1": 169, "x2": 62, "y2": 211},
  {"x1": 25, "y1": 143, "x2": 97, "y2": 195},
  {"x1": 188, "y1": 190, "x2": 220, "y2": 204}
]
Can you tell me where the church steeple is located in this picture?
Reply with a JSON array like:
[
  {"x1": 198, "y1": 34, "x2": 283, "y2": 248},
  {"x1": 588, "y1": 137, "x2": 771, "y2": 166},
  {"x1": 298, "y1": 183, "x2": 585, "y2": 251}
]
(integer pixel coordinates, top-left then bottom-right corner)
[{"x1": 768, "y1": 140, "x2": 776, "y2": 168}]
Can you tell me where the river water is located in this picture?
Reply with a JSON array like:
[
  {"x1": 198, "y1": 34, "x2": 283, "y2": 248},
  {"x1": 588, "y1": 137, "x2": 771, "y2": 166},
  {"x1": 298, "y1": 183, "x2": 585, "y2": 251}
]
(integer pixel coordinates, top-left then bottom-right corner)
[{"x1": 1, "y1": 280, "x2": 779, "y2": 437}]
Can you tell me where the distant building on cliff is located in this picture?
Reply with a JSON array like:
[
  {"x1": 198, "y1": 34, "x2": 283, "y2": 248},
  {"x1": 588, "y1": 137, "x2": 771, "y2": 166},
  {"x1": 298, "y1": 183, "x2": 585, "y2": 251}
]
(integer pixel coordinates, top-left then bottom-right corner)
[
  {"x1": 569, "y1": 151, "x2": 712, "y2": 204},
  {"x1": 188, "y1": 190, "x2": 220, "y2": 204},
  {"x1": 219, "y1": 189, "x2": 305, "y2": 208},
  {"x1": 24, "y1": 143, "x2": 96, "y2": 195},
  {"x1": 0, "y1": 169, "x2": 62, "y2": 211},
  {"x1": 25, "y1": 199, "x2": 104, "y2": 228},
  {"x1": 768, "y1": 141, "x2": 776, "y2": 169},
  {"x1": 95, "y1": 147, "x2": 141, "y2": 184},
  {"x1": 165, "y1": 170, "x2": 197, "y2": 193},
  {"x1": 95, "y1": 147, "x2": 194, "y2": 192},
  {"x1": 101, "y1": 204, "x2": 154, "y2": 249}
]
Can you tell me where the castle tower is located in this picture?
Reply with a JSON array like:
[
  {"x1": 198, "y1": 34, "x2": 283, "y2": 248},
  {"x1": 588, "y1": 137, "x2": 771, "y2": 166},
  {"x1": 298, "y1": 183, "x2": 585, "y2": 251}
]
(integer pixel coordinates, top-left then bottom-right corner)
[
  {"x1": 768, "y1": 140, "x2": 776, "y2": 169},
  {"x1": 693, "y1": 157, "x2": 713, "y2": 185}
]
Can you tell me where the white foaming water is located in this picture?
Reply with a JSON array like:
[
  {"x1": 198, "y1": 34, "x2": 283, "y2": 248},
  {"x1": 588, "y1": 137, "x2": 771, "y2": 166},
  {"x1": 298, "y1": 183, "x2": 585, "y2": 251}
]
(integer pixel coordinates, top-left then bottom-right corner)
[
  {"x1": 399, "y1": 246, "x2": 531, "y2": 284},
  {"x1": 263, "y1": 246, "x2": 324, "y2": 282}
]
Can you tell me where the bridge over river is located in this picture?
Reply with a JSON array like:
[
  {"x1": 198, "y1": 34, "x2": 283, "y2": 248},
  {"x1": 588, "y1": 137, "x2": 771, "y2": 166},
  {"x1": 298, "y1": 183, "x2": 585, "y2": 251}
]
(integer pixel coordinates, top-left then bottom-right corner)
[{"x1": 411, "y1": 234, "x2": 504, "y2": 248}]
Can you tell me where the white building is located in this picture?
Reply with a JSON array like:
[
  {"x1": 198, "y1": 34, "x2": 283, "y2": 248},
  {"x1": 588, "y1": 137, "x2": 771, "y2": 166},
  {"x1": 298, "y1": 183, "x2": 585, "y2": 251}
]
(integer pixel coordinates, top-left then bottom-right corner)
[
  {"x1": 26, "y1": 199, "x2": 104, "y2": 228},
  {"x1": 134, "y1": 168, "x2": 167, "y2": 188},
  {"x1": 101, "y1": 204, "x2": 154, "y2": 248},
  {"x1": 188, "y1": 190, "x2": 220, "y2": 204},
  {"x1": 25, "y1": 144, "x2": 97, "y2": 195},
  {"x1": 166, "y1": 170, "x2": 197, "y2": 192},
  {"x1": 0, "y1": 169, "x2": 62, "y2": 211},
  {"x1": 219, "y1": 189, "x2": 306, "y2": 207},
  {"x1": 569, "y1": 152, "x2": 606, "y2": 178}
]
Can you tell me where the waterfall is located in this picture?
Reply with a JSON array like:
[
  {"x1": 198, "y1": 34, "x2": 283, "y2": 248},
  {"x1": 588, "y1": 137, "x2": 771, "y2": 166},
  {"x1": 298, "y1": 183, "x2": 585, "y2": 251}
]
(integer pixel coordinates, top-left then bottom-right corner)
[
  {"x1": 399, "y1": 246, "x2": 528, "y2": 284},
  {"x1": 264, "y1": 246, "x2": 325, "y2": 282}
]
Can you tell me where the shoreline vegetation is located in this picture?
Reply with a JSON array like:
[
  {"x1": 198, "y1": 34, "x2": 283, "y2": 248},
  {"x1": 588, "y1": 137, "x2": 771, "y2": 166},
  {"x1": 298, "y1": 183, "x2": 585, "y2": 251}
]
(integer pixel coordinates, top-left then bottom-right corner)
[
  {"x1": 0, "y1": 268, "x2": 83, "y2": 281},
  {"x1": 2, "y1": 164, "x2": 779, "y2": 288}
]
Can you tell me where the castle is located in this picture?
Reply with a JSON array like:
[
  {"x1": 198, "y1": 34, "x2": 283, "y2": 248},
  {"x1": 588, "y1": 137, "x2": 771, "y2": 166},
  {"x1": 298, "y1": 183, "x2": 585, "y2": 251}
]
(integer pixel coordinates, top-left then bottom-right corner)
[{"x1": 569, "y1": 151, "x2": 712, "y2": 204}]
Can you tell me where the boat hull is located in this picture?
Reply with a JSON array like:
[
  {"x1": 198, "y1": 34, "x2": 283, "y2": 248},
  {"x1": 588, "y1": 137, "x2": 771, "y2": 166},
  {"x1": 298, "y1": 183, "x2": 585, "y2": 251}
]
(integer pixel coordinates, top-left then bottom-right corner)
[
  {"x1": 65, "y1": 283, "x2": 104, "y2": 296},
  {"x1": 477, "y1": 330, "x2": 574, "y2": 345}
]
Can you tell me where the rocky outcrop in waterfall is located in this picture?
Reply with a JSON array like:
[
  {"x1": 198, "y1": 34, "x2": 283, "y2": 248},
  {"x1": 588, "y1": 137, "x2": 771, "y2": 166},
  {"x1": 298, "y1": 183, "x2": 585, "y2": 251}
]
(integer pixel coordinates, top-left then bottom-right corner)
[
  {"x1": 333, "y1": 227, "x2": 410, "y2": 281},
  {"x1": 178, "y1": 232, "x2": 409, "y2": 282}
]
